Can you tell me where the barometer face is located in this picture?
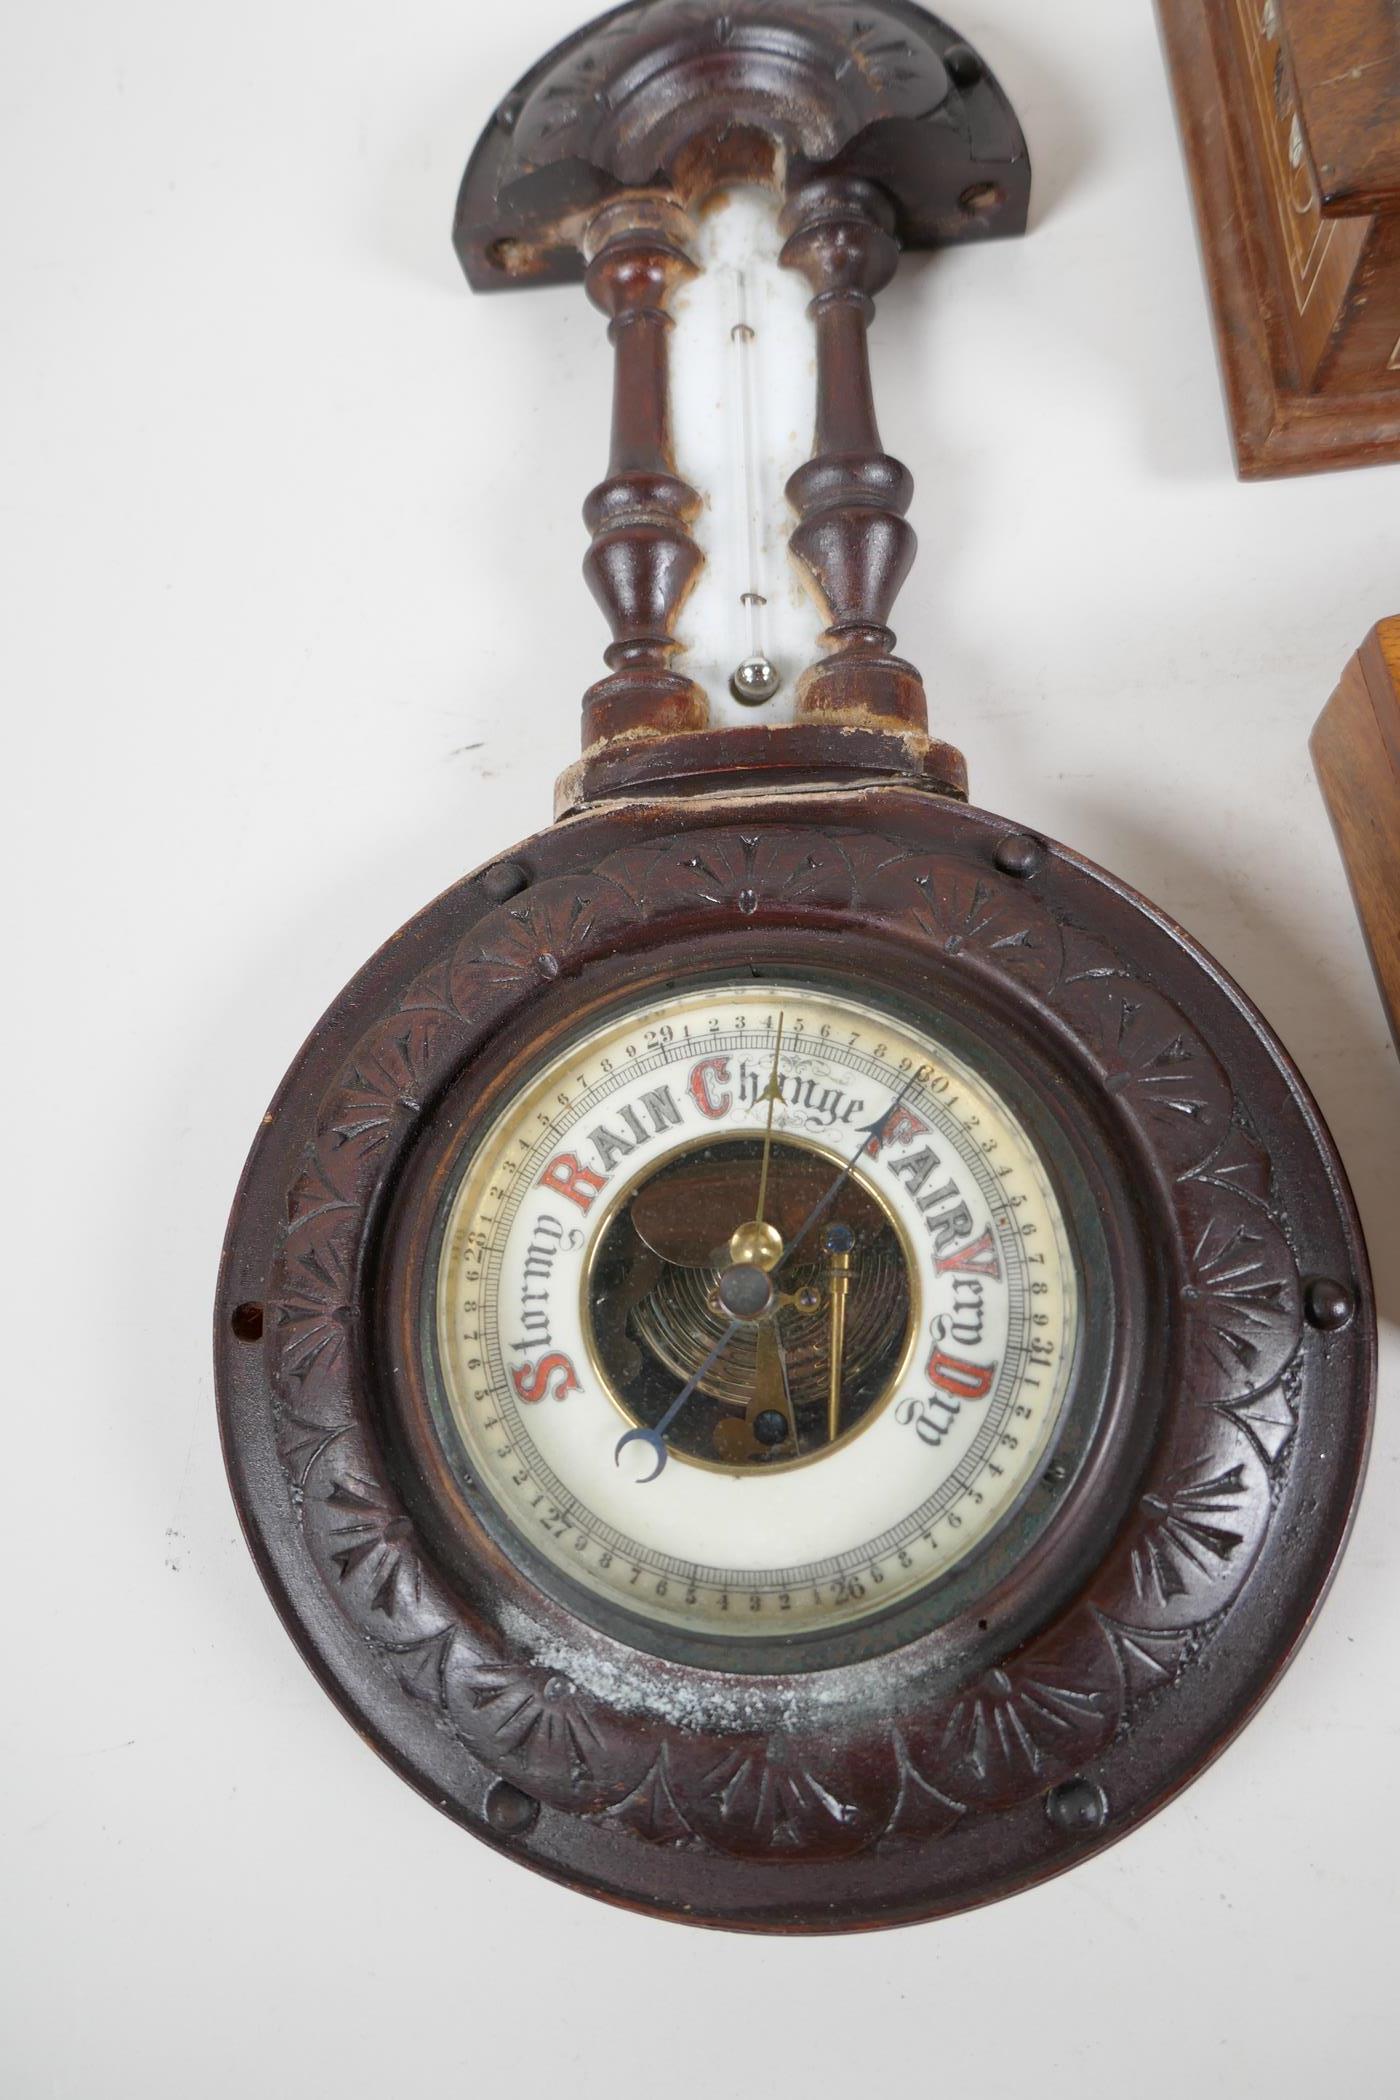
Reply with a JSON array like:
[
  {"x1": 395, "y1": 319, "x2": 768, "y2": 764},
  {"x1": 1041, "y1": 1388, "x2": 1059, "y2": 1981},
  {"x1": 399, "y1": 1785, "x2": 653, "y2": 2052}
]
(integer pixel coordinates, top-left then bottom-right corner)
[
  {"x1": 218, "y1": 795, "x2": 1372, "y2": 1930},
  {"x1": 211, "y1": 0, "x2": 1374, "y2": 1933},
  {"x1": 429, "y1": 983, "x2": 1079, "y2": 1644}
]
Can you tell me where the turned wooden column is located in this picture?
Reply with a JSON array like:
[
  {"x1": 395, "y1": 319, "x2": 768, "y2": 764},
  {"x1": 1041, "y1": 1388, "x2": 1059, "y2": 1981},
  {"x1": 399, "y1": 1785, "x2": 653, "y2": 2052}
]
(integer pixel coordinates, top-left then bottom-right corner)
[
  {"x1": 780, "y1": 177, "x2": 927, "y2": 732},
  {"x1": 580, "y1": 195, "x2": 708, "y2": 752}
]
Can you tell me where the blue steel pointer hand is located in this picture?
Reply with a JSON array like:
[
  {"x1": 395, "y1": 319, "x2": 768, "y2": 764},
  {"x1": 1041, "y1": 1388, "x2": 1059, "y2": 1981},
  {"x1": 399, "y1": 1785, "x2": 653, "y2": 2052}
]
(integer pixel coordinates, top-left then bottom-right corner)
[
  {"x1": 614, "y1": 1320, "x2": 741, "y2": 1482},
  {"x1": 612, "y1": 1078, "x2": 917, "y2": 1482},
  {"x1": 772, "y1": 1077, "x2": 918, "y2": 1277}
]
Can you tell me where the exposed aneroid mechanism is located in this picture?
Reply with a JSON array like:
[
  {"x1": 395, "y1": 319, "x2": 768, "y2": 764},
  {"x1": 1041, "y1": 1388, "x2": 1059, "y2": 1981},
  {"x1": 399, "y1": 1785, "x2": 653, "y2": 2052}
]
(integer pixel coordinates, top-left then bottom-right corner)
[
  {"x1": 432, "y1": 984, "x2": 1079, "y2": 1638},
  {"x1": 217, "y1": 0, "x2": 1373, "y2": 1932}
]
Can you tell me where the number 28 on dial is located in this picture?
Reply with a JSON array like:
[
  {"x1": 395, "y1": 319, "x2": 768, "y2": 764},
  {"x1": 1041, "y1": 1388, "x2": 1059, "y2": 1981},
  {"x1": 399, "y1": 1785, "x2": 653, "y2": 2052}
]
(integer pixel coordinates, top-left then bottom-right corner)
[{"x1": 432, "y1": 982, "x2": 1078, "y2": 1641}]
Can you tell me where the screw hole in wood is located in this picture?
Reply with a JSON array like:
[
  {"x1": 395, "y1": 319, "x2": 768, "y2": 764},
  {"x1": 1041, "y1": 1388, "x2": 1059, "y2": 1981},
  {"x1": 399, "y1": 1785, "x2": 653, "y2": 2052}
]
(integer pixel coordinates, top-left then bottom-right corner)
[{"x1": 231, "y1": 1302, "x2": 265, "y2": 1343}]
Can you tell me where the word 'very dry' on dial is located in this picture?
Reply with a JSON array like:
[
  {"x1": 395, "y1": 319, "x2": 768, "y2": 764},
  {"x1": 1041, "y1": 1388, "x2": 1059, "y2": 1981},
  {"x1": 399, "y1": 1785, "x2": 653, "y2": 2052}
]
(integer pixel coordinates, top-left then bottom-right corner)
[{"x1": 433, "y1": 982, "x2": 1078, "y2": 1638}]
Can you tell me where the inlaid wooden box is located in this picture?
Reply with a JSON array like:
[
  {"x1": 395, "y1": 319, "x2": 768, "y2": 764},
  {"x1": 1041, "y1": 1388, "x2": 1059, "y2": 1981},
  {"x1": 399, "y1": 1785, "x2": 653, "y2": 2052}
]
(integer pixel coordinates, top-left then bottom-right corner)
[
  {"x1": 1313, "y1": 620, "x2": 1400, "y2": 1049},
  {"x1": 1159, "y1": 0, "x2": 1400, "y2": 476}
]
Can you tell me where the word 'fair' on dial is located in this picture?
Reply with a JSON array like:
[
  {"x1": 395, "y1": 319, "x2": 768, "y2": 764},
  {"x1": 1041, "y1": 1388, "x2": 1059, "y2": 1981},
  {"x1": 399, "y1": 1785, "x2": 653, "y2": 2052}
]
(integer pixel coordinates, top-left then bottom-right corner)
[{"x1": 432, "y1": 983, "x2": 1079, "y2": 1638}]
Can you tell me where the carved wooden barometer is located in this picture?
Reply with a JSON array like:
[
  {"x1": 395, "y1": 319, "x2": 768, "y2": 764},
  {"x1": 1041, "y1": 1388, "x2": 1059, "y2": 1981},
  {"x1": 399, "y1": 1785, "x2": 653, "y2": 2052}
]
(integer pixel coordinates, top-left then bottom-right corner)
[{"x1": 217, "y1": 0, "x2": 1374, "y2": 1930}]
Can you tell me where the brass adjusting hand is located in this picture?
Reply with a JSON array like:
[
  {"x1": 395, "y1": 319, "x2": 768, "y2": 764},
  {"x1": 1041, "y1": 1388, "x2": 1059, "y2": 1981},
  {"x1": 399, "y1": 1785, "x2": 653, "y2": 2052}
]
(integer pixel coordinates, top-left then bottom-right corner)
[
  {"x1": 823, "y1": 1222, "x2": 854, "y2": 1444},
  {"x1": 712, "y1": 1318, "x2": 799, "y2": 1464},
  {"x1": 728, "y1": 1013, "x2": 786, "y2": 1275}
]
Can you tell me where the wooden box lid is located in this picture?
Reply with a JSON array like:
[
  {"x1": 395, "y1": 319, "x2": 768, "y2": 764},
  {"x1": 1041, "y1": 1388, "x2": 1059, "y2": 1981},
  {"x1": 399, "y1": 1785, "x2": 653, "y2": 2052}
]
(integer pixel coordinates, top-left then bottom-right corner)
[{"x1": 1280, "y1": 0, "x2": 1400, "y2": 216}]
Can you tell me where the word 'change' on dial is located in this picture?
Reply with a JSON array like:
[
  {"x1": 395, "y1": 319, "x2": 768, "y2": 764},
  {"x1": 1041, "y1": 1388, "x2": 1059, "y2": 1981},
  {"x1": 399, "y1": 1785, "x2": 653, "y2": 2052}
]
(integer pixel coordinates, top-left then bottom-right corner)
[{"x1": 434, "y1": 984, "x2": 1078, "y2": 1637}]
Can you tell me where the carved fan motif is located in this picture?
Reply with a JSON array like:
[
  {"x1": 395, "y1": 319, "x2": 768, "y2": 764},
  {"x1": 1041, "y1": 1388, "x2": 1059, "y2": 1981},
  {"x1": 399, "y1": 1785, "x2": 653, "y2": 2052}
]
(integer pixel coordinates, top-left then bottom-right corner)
[
  {"x1": 260, "y1": 820, "x2": 1318, "y2": 1861},
  {"x1": 505, "y1": 0, "x2": 956, "y2": 180}
]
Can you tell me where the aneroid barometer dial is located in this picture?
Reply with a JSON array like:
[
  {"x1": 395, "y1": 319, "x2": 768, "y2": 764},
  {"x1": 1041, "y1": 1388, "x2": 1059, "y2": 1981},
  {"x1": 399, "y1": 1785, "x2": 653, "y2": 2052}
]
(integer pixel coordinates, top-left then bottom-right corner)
[
  {"x1": 217, "y1": 0, "x2": 1372, "y2": 1932},
  {"x1": 432, "y1": 985, "x2": 1077, "y2": 1637}
]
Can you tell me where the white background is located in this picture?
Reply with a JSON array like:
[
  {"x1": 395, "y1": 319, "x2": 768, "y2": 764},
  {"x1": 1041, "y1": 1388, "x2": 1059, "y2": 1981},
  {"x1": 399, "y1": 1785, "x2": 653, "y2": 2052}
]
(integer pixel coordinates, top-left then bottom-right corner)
[{"x1": 4, "y1": 2, "x2": 1398, "y2": 2093}]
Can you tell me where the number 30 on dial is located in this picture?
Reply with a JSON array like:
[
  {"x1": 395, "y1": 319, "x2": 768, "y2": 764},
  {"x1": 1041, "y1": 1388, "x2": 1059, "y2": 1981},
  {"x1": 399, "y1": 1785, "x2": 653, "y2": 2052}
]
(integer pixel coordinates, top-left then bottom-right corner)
[{"x1": 432, "y1": 982, "x2": 1078, "y2": 1639}]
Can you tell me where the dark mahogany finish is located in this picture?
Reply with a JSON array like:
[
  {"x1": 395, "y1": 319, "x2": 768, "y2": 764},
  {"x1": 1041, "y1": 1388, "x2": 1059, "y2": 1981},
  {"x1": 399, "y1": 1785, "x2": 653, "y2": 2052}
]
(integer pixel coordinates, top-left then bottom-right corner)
[
  {"x1": 454, "y1": 0, "x2": 1030, "y2": 293},
  {"x1": 215, "y1": 0, "x2": 1375, "y2": 1932},
  {"x1": 455, "y1": 0, "x2": 1030, "y2": 797},
  {"x1": 781, "y1": 176, "x2": 924, "y2": 732},
  {"x1": 218, "y1": 790, "x2": 1373, "y2": 1930},
  {"x1": 581, "y1": 195, "x2": 707, "y2": 748}
]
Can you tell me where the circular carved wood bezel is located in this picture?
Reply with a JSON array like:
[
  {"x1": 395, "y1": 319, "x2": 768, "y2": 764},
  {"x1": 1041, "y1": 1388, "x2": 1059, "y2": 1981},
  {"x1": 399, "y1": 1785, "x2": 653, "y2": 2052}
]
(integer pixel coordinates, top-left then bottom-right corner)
[
  {"x1": 216, "y1": 787, "x2": 1374, "y2": 1931},
  {"x1": 379, "y1": 939, "x2": 1146, "y2": 1683}
]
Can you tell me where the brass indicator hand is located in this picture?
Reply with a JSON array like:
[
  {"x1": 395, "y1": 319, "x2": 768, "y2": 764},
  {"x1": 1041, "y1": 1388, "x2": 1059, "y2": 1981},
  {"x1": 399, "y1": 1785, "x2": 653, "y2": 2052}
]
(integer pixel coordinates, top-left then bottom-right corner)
[
  {"x1": 822, "y1": 1222, "x2": 853, "y2": 1444},
  {"x1": 616, "y1": 1077, "x2": 916, "y2": 1482},
  {"x1": 729, "y1": 1013, "x2": 785, "y2": 1273},
  {"x1": 631, "y1": 1153, "x2": 827, "y2": 1267},
  {"x1": 753, "y1": 1013, "x2": 784, "y2": 1234},
  {"x1": 713, "y1": 1315, "x2": 796, "y2": 1464}
]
